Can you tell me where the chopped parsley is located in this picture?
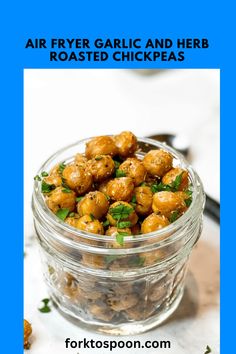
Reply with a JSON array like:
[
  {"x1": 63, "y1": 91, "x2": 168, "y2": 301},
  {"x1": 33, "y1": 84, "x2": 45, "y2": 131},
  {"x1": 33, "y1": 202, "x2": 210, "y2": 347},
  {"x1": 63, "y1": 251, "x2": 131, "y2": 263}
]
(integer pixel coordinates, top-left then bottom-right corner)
[
  {"x1": 170, "y1": 211, "x2": 179, "y2": 223},
  {"x1": 117, "y1": 221, "x2": 132, "y2": 228},
  {"x1": 151, "y1": 173, "x2": 184, "y2": 193},
  {"x1": 76, "y1": 196, "x2": 84, "y2": 202},
  {"x1": 95, "y1": 156, "x2": 103, "y2": 161},
  {"x1": 204, "y1": 345, "x2": 212, "y2": 354},
  {"x1": 113, "y1": 160, "x2": 121, "y2": 169},
  {"x1": 104, "y1": 255, "x2": 119, "y2": 265},
  {"x1": 110, "y1": 204, "x2": 134, "y2": 220},
  {"x1": 38, "y1": 298, "x2": 51, "y2": 313},
  {"x1": 56, "y1": 208, "x2": 70, "y2": 221},
  {"x1": 185, "y1": 189, "x2": 193, "y2": 207},
  {"x1": 58, "y1": 162, "x2": 66, "y2": 174},
  {"x1": 41, "y1": 171, "x2": 48, "y2": 177},
  {"x1": 90, "y1": 213, "x2": 95, "y2": 221},
  {"x1": 116, "y1": 231, "x2": 130, "y2": 246},
  {"x1": 115, "y1": 169, "x2": 126, "y2": 178},
  {"x1": 34, "y1": 175, "x2": 41, "y2": 181},
  {"x1": 62, "y1": 187, "x2": 72, "y2": 193},
  {"x1": 128, "y1": 255, "x2": 145, "y2": 267},
  {"x1": 102, "y1": 219, "x2": 110, "y2": 227},
  {"x1": 41, "y1": 180, "x2": 56, "y2": 193}
]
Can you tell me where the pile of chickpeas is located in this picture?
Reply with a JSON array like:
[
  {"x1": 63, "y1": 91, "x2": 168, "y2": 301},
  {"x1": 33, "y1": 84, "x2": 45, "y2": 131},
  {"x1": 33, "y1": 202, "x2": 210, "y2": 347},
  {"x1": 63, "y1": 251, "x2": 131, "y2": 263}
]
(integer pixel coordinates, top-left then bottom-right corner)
[
  {"x1": 40, "y1": 131, "x2": 191, "y2": 243},
  {"x1": 38, "y1": 131, "x2": 192, "y2": 324}
]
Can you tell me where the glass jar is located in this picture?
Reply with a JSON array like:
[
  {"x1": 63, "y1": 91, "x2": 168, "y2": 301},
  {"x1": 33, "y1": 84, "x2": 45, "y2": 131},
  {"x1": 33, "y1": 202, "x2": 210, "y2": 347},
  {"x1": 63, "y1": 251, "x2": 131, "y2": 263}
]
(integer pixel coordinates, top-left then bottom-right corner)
[{"x1": 32, "y1": 137, "x2": 205, "y2": 335}]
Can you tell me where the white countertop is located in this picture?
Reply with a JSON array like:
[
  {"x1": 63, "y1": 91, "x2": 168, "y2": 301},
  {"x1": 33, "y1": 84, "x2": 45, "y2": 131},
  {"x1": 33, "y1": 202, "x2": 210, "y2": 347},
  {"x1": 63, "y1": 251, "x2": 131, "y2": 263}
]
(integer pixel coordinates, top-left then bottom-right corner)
[{"x1": 24, "y1": 69, "x2": 220, "y2": 353}]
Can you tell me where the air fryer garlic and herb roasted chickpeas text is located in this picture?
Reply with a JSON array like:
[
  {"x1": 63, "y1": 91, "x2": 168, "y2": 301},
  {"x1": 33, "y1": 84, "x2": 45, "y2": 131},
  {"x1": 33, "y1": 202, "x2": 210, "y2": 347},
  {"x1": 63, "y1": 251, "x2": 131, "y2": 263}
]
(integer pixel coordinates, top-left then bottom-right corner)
[{"x1": 34, "y1": 131, "x2": 192, "y2": 246}]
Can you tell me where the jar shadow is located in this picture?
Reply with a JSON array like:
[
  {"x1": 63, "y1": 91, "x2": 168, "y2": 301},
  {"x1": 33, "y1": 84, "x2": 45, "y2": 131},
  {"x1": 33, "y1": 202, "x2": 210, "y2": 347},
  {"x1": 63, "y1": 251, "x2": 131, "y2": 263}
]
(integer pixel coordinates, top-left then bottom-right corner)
[{"x1": 162, "y1": 238, "x2": 219, "y2": 326}]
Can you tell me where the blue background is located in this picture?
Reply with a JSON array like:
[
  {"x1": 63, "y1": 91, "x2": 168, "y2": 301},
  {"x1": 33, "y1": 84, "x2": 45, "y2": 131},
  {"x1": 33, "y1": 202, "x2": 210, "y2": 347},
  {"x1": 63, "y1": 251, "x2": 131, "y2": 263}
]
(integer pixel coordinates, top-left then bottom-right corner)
[{"x1": 0, "y1": 0, "x2": 228, "y2": 352}]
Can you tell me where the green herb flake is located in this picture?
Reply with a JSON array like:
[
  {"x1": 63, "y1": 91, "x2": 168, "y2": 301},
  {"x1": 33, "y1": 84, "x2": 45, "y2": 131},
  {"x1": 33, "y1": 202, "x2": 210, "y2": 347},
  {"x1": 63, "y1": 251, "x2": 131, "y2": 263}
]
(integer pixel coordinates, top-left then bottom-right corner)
[
  {"x1": 34, "y1": 175, "x2": 41, "y2": 181},
  {"x1": 56, "y1": 208, "x2": 70, "y2": 221},
  {"x1": 110, "y1": 204, "x2": 134, "y2": 221},
  {"x1": 41, "y1": 180, "x2": 56, "y2": 193},
  {"x1": 113, "y1": 160, "x2": 121, "y2": 169},
  {"x1": 105, "y1": 194, "x2": 111, "y2": 201},
  {"x1": 117, "y1": 221, "x2": 132, "y2": 228},
  {"x1": 185, "y1": 198, "x2": 192, "y2": 207},
  {"x1": 59, "y1": 162, "x2": 66, "y2": 174},
  {"x1": 104, "y1": 255, "x2": 120, "y2": 265},
  {"x1": 38, "y1": 298, "x2": 51, "y2": 313},
  {"x1": 170, "y1": 211, "x2": 179, "y2": 223},
  {"x1": 115, "y1": 169, "x2": 126, "y2": 178},
  {"x1": 95, "y1": 156, "x2": 103, "y2": 161},
  {"x1": 131, "y1": 195, "x2": 137, "y2": 204},
  {"x1": 140, "y1": 182, "x2": 146, "y2": 186},
  {"x1": 76, "y1": 196, "x2": 84, "y2": 202},
  {"x1": 171, "y1": 173, "x2": 183, "y2": 190},
  {"x1": 90, "y1": 213, "x2": 95, "y2": 221},
  {"x1": 204, "y1": 345, "x2": 212, "y2": 354},
  {"x1": 62, "y1": 188, "x2": 72, "y2": 193},
  {"x1": 41, "y1": 171, "x2": 49, "y2": 177},
  {"x1": 116, "y1": 233, "x2": 124, "y2": 246},
  {"x1": 128, "y1": 256, "x2": 145, "y2": 267},
  {"x1": 102, "y1": 220, "x2": 110, "y2": 227}
]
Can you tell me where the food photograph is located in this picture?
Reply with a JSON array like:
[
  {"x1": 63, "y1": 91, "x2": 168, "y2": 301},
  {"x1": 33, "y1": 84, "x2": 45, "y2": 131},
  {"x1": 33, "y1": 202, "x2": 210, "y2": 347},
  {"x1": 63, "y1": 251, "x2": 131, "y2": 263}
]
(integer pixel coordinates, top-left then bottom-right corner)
[{"x1": 24, "y1": 69, "x2": 219, "y2": 353}]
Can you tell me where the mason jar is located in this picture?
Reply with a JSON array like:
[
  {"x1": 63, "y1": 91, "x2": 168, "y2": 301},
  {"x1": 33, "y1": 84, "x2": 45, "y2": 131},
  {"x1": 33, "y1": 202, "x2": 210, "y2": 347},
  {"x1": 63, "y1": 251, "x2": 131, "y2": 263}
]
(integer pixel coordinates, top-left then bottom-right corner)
[{"x1": 32, "y1": 137, "x2": 205, "y2": 335}]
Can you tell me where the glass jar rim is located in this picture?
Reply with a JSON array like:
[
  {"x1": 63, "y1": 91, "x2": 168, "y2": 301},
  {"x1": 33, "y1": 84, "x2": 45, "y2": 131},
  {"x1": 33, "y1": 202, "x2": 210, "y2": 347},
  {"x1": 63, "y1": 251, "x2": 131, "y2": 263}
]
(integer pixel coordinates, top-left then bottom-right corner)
[{"x1": 32, "y1": 136, "x2": 205, "y2": 249}]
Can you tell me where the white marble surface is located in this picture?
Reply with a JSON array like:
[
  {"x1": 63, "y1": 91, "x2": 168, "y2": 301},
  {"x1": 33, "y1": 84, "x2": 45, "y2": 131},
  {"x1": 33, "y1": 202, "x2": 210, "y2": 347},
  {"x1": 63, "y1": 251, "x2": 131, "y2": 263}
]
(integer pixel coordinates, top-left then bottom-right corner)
[{"x1": 24, "y1": 69, "x2": 220, "y2": 353}]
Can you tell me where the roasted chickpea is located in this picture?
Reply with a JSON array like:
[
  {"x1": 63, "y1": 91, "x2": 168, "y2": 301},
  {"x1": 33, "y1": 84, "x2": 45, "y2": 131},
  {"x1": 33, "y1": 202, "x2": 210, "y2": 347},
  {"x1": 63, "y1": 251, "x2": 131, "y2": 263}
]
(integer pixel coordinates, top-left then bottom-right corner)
[
  {"x1": 98, "y1": 179, "x2": 111, "y2": 195},
  {"x1": 74, "y1": 153, "x2": 88, "y2": 166},
  {"x1": 77, "y1": 191, "x2": 109, "y2": 219},
  {"x1": 141, "y1": 213, "x2": 170, "y2": 234},
  {"x1": 65, "y1": 214, "x2": 81, "y2": 228},
  {"x1": 24, "y1": 319, "x2": 32, "y2": 349},
  {"x1": 113, "y1": 131, "x2": 138, "y2": 157},
  {"x1": 162, "y1": 167, "x2": 189, "y2": 191},
  {"x1": 119, "y1": 158, "x2": 147, "y2": 186},
  {"x1": 85, "y1": 136, "x2": 118, "y2": 159},
  {"x1": 89, "y1": 303, "x2": 115, "y2": 321},
  {"x1": 152, "y1": 191, "x2": 186, "y2": 218},
  {"x1": 107, "y1": 177, "x2": 134, "y2": 201},
  {"x1": 107, "y1": 201, "x2": 138, "y2": 227},
  {"x1": 133, "y1": 186, "x2": 153, "y2": 216},
  {"x1": 46, "y1": 186, "x2": 76, "y2": 213},
  {"x1": 62, "y1": 164, "x2": 92, "y2": 195},
  {"x1": 107, "y1": 293, "x2": 139, "y2": 311},
  {"x1": 105, "y1": 226, "x2": 132, "y2": 236},
  {"x1": 76, "y1": 215, "x2": 104, "y2": 234},
  {"x1": 43, "y1": 175, "x2": 62, "y2": 187},
  {"x1": 49, "y1": 164, "x2": 61, "y2": 176},
  {"x1": 87, "y1": 155, "x2": 115, "y2": 182},
  {"x1": 143, "y1": 149, "x2": 173, "y2": 177}
]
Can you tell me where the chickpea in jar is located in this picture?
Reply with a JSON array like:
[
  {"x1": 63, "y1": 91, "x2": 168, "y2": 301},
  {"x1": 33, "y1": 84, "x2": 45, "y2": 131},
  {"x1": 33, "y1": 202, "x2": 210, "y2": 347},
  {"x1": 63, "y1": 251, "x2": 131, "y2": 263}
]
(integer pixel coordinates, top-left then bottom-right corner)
[
  {"x1": 106, "y1": 177, "x2": 134, "y2": 202},
  {"x1": 46, "y1": 186, "x2": 76, "y2": 213},
  {"x1": 87, "y1": 155, "x2": 115, "y2": 182},
  {"x1": 75, "y1": 215, "x2": 104, "y2": 235},
  {"x1": 162, "y1": 167, "x2": 189, "y2": 191},
  {"x1": 85, "y1": 136, "x2": 118, "y2": 159},
  {"x1": 77, "y1": 191, "x2": 109, "y2": 219},
  {"x1": 107, "y1": 201, "x2": 138, "y2": 227},
  {"x1": 141, "y1": 213, "x2": 170, "y2": 234},
  {"x1": 152, "y1": 191, "x2": 186, "y2": 219},
  {"x1": 24, "y1": 319, "x2": 32, "y2": 349},
  {"x1": 113, "y1": 131, "x2": 138, "y2": 157},
  {"x1": 143, "y1": 149, "x2": 173, "y2": 177},
  {"x1": 119, "y1": 157, "x2": 147, "y2": 186},
  {"x1": 133, "y1": 186, "x2": 153, "y2": 216},
  {"x1": 62, "y1": 164, "x2": 93, "y2": 195}
]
